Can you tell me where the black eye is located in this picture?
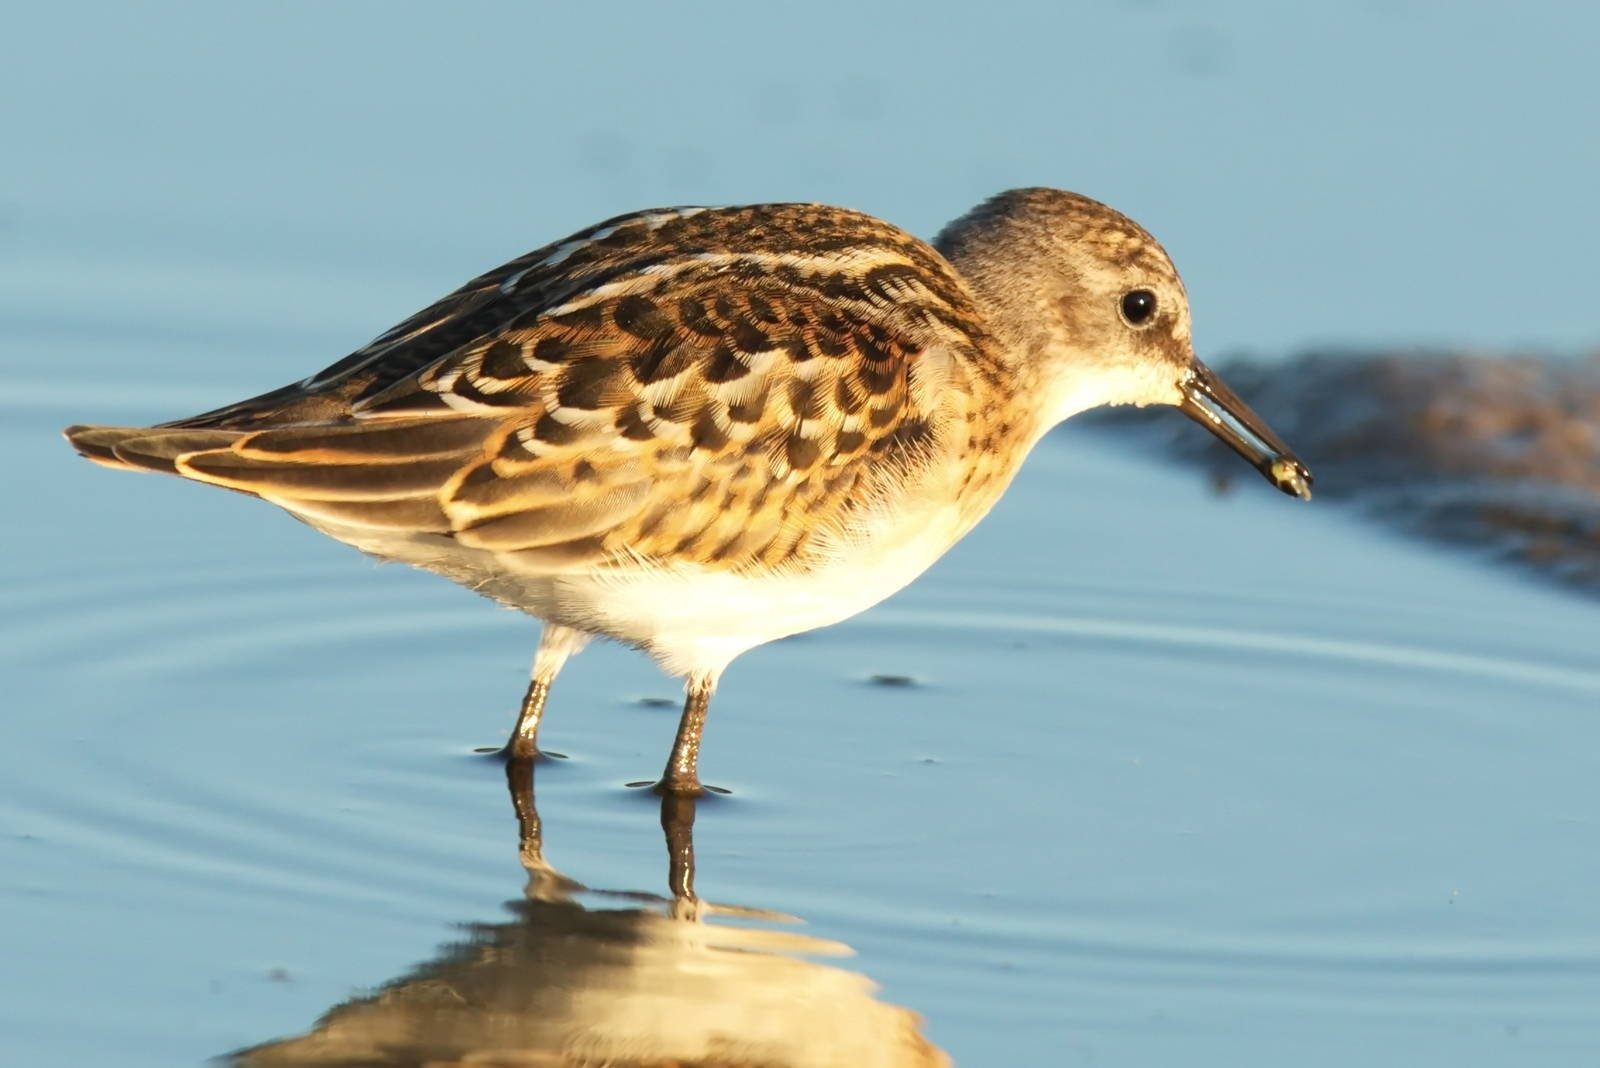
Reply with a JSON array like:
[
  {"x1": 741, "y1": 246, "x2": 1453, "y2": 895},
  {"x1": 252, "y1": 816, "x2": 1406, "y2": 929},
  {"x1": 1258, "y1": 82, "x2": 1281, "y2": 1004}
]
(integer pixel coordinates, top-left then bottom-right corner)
[{"x1": 1120, "y1": 289, "x2": 1158, "y2": 326}]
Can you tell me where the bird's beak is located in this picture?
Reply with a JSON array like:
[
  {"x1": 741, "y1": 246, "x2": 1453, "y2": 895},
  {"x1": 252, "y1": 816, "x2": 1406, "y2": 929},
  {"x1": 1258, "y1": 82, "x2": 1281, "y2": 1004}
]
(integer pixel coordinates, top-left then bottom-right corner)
[{"x1": 1178, "y1": 361, "x2": 1313, "y2": 500}]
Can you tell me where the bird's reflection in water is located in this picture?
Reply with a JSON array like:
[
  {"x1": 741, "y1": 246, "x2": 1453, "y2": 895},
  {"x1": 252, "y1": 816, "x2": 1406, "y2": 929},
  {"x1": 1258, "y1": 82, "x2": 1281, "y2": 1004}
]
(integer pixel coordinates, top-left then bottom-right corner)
[{"x1": 231, "y1": 760, "x2": 949, "y2": 1067}]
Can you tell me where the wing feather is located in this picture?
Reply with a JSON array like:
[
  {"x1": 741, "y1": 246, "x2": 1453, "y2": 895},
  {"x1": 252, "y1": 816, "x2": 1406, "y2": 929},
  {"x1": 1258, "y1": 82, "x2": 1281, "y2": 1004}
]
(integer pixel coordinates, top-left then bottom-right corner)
[
  {"x1": 175, "y1": 451, "x2": 469, "y2": 501},
  {"x1": 74, "y1": 204, "x2": 993, "y2": 572},
  {"x1": 262, "y1": 495, "x2": 455, "y2": 533}
]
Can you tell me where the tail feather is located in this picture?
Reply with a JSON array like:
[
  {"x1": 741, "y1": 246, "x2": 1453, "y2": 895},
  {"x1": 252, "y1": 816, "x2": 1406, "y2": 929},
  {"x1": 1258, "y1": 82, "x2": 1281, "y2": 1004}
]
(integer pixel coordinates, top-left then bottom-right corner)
[
  {"x1": 65, "y1": 418, "x2": 498, "y2": 529},
  {"x1": 63, "y1": 425, "x2": 247, "y2": 475}
]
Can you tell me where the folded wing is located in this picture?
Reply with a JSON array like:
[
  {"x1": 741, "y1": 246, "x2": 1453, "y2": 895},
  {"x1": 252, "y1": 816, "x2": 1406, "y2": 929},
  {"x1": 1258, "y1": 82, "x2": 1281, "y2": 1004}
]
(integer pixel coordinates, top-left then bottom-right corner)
[{"x1": 66, "y1": 204, "x2": 989, "y2": 572}]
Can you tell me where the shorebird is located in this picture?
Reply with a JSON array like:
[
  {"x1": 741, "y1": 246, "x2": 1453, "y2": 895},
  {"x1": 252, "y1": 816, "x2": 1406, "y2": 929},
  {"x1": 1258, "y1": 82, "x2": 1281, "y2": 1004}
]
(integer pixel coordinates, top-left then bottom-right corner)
[{"x1": 66, "y1": 188, "x2": 1312, "y2": 795}]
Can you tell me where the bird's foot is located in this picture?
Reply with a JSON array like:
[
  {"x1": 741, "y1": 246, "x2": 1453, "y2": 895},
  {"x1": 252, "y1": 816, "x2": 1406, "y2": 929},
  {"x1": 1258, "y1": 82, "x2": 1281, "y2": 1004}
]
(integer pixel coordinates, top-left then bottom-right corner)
[
  {"x1": 476, "y1": 742, "x2": 568, "y2": 763},
  {"x1": 625, "y1": 778, "x2": 730, "y2": 798}
]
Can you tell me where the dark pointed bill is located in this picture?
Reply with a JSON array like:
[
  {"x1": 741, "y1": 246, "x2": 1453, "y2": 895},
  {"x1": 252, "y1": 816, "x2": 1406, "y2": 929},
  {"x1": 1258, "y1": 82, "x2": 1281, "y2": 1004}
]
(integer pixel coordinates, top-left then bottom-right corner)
[{"x1": 1179, "y1": 362, "x2": 1313, "y2": 500}]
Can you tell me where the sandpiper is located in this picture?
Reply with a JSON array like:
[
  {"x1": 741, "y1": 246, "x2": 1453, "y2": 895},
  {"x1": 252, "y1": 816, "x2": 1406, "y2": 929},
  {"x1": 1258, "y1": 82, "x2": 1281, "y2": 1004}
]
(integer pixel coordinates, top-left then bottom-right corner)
[{"x1": 66, "y1": 188, "x2": 1312, "y2": 794}]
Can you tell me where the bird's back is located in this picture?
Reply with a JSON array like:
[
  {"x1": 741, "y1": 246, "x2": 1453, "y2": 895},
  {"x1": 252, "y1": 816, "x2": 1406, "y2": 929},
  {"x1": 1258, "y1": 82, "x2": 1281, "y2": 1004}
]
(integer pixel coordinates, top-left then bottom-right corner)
[{"x1": 66, "y1": 203, "x2": 1007, "y2": 600}]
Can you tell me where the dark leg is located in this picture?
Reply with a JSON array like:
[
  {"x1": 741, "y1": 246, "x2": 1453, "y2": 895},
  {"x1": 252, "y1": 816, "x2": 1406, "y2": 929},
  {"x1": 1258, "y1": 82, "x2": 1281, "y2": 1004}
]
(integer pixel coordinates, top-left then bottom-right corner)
[
  {"x1": 499, "y1": 624, "x2": 587, "y2": 760},
  {"x1": 655, "y1": 675, "x2": 714, "y2": 797},
  {"x1": 505, "y1": 677, "x2": 550, "y2": 761}
]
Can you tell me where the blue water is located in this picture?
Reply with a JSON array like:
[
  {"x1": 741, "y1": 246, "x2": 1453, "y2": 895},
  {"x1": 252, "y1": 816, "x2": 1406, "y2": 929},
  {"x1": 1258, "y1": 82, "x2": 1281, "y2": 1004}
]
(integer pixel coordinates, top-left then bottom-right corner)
[
  {"x1": 4, "y1": 4, "x2": 1599, "y2": 1064},
  {"x1": 3, "y1": 3, "x2": 1597, "y2": 356},
  {"x1": 8, "y1": 367, "x2": 1600, "y2": 1062}
]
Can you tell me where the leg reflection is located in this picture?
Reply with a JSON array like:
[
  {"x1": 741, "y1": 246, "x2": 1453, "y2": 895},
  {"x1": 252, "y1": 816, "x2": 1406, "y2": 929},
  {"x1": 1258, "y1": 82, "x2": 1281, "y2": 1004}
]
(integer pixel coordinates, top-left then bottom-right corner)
[
  {"x1": 506, "y1": 751, "x2": 705, "y2": 915},
  {"x1": 504, "y1": 755, "x2": 582, "y2": 900},
  {"x1": 233, "y1": 756, "x2": 950, "y2": 1066},
  {"x1": 661, "y1": 788, "x2": 700, "y2": 920}
]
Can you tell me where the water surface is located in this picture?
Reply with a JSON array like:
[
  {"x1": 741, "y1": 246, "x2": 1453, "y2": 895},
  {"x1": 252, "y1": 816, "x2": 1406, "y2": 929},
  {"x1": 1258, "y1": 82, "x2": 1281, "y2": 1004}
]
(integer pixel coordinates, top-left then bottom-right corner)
[
  {"x1": 5, "y1": 332, "x2": 1600, "y2": 1062},
  {"x1": 5, "y1": 7, "x2": 1600, "y2": 1051}
]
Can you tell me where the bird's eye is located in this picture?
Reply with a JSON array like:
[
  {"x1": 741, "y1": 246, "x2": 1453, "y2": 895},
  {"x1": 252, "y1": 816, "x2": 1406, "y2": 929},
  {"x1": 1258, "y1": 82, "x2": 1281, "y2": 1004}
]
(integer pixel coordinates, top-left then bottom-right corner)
[{"x1": 1120, "y1": 289, "x2": 1158, "y2": 327}]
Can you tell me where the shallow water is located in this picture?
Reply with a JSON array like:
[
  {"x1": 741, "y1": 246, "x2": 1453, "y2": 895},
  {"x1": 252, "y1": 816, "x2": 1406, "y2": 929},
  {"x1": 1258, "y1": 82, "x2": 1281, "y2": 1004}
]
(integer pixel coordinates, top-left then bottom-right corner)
[
  {"x1": 7, "y1": 3, "x2": 1600, "y2": 1059},
  {"x1": 7, "y1": 295, "x2": 1600, "y2": 1063}
]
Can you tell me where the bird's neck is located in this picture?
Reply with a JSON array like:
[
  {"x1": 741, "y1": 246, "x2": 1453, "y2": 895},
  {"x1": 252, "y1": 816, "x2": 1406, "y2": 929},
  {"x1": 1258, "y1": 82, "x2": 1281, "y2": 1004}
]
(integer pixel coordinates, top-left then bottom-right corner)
[{"x1": 910, "y1": 363, "x2": 1050, "y2": 539}]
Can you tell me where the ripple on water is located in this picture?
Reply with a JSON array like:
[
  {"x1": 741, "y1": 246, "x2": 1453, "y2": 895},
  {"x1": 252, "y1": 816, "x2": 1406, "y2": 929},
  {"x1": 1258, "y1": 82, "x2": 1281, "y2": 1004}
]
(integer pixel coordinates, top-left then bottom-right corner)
[
  {"x1": 873, "y1": 605, "x2": 1600, "y2": 697},
  {"x1": 9, "y1": 426, "x2": 1600, "y2": 1063}
]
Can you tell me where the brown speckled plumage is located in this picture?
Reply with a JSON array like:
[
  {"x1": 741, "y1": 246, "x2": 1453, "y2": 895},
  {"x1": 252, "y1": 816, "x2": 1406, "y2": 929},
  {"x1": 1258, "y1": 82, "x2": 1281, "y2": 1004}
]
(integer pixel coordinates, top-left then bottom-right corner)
[
  {"x1": 65, "y1": 189, "x2": 1311, "y2": 792},
  {"x1": 77, "y1": 203, "x2": 1013, "y2": 575}
]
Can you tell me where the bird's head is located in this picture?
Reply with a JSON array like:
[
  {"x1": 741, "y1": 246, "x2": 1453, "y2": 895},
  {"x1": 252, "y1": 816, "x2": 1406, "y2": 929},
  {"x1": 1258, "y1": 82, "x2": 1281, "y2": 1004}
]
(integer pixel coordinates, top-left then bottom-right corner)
[{"x1": 936, "y1": 187, "x2": 1312, "y2": 500}]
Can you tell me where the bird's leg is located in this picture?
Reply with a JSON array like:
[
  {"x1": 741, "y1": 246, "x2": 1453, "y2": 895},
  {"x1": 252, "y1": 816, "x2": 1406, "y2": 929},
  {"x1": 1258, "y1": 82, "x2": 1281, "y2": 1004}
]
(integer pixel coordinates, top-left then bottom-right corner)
[
  {"x1": 655, "y1": 674, "x2": 715, "y2": 797},
  {"x1": 506, "y1": 677, "x2": 552, "y2": 761},
  {"x1": 504, "y1": 624, "x2": 588, "y2": 760}
]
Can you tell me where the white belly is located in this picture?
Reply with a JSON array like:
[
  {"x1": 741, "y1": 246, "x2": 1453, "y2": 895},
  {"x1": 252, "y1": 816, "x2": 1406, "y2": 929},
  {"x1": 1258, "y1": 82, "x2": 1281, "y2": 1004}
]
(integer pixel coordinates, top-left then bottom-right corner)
[
  {"x1": 560, "y1": 503, "x2": 970, "y2": 677},
  {"x1": 301, "y1": 496, "x2": 972, "y2": 681}
]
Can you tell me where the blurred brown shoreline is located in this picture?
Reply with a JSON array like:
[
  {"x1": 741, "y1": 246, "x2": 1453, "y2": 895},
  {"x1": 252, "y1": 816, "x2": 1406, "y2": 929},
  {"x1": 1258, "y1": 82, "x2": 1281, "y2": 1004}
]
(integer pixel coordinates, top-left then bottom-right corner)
[{"x1": 1086, "y1": 350, "x2": 1600, "y2": 594}]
